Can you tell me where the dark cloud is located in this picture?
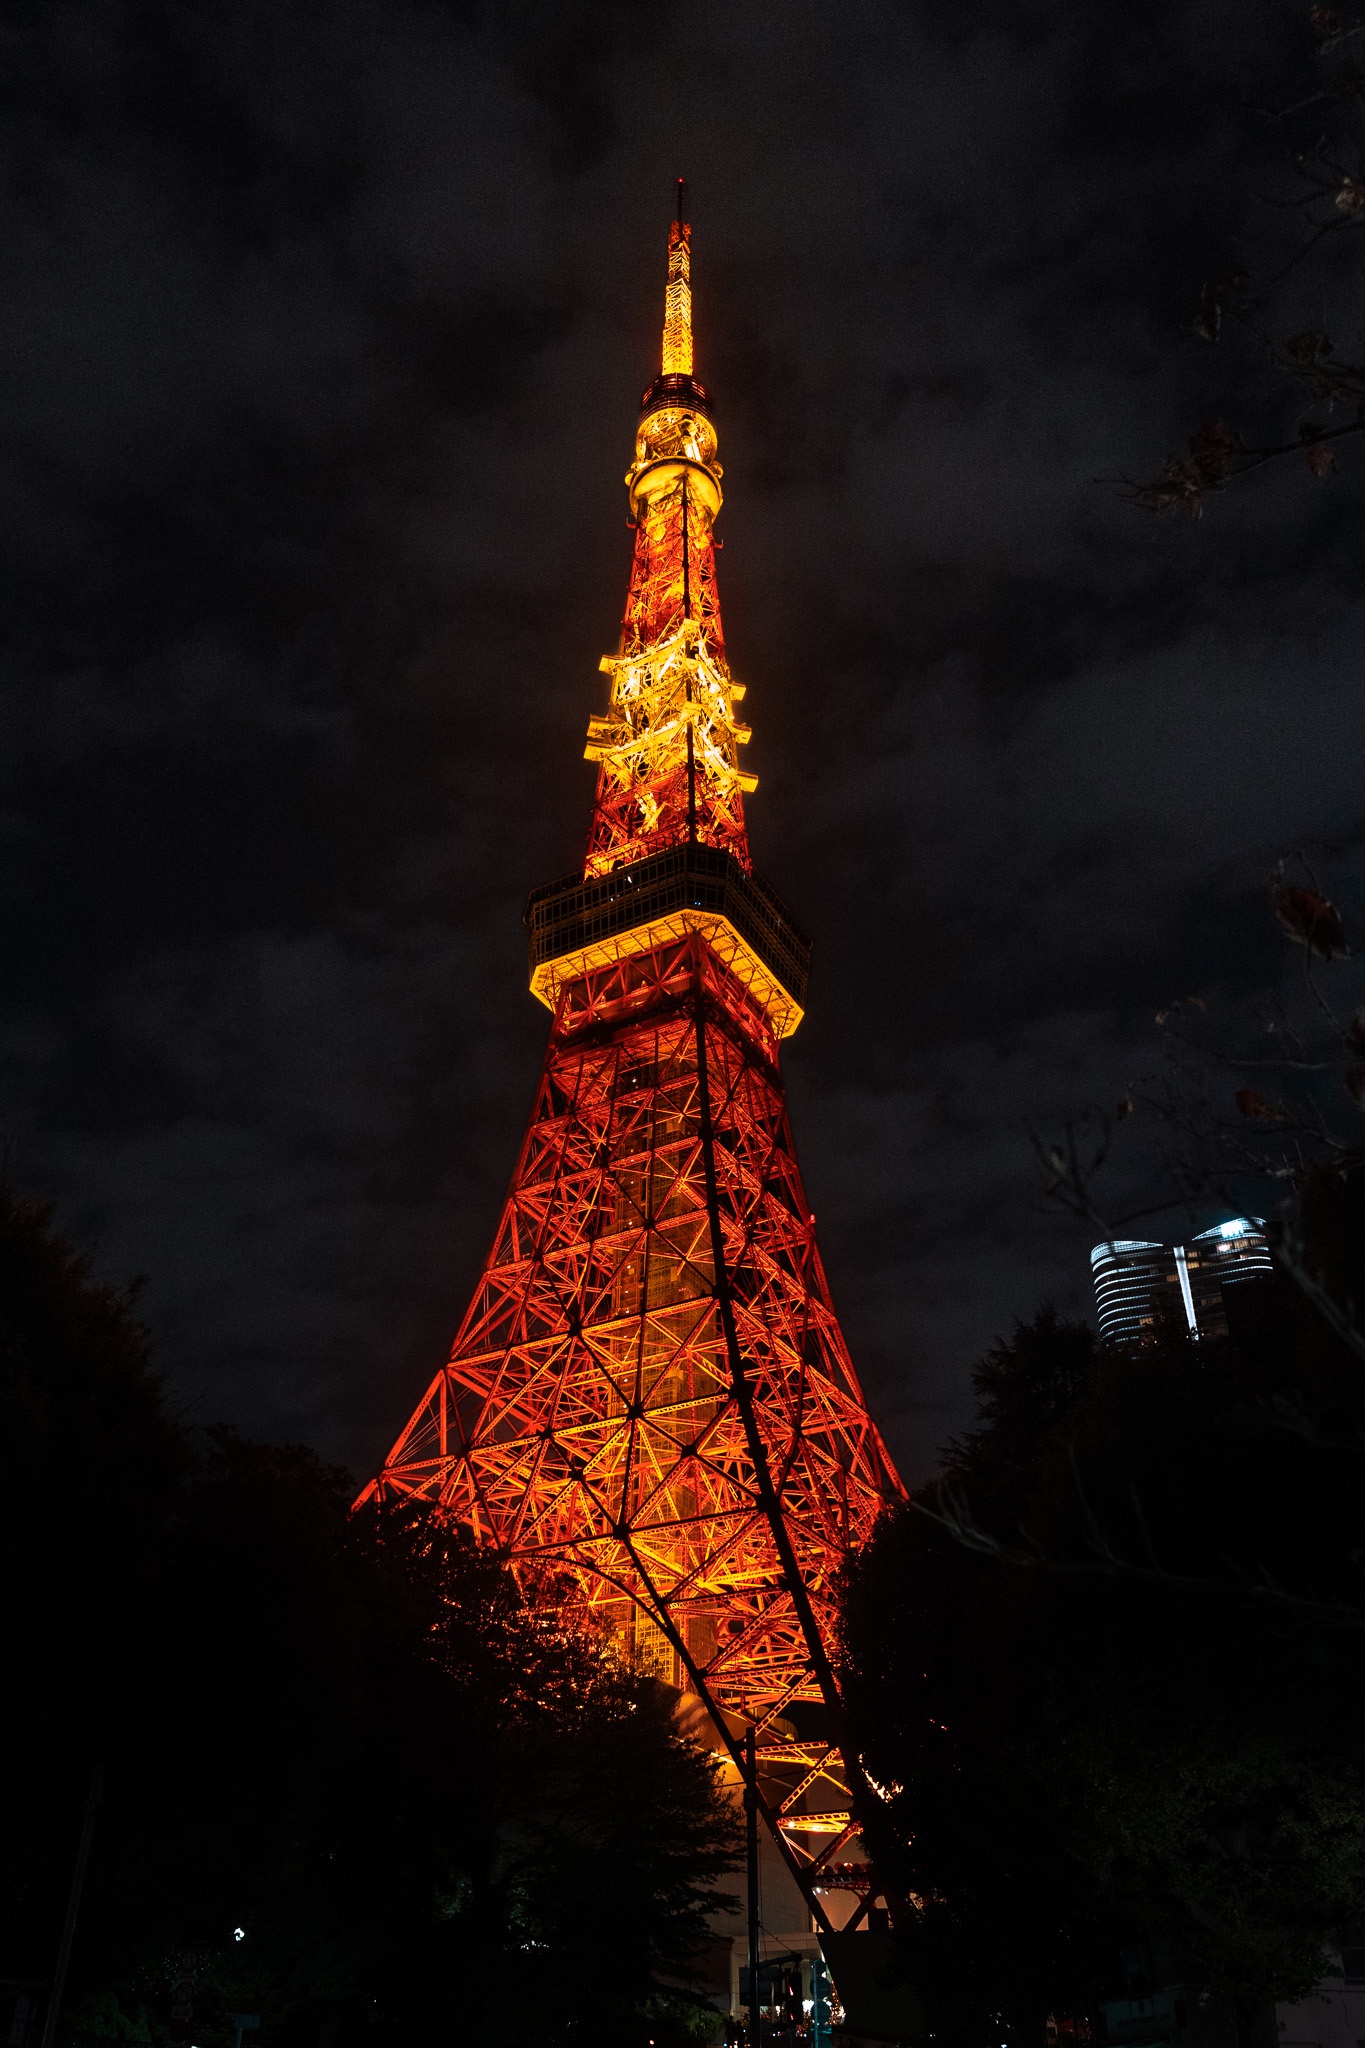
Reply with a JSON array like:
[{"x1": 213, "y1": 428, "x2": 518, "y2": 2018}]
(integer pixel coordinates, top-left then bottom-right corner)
[{"x1": 4, "y1": 0, "x2": 1363, "y2": 1483}]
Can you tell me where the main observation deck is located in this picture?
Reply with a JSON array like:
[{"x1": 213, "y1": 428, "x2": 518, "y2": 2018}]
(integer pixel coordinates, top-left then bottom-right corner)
[{"x1": 525, "y1": 843, "x2": 811, "y2": 1037}]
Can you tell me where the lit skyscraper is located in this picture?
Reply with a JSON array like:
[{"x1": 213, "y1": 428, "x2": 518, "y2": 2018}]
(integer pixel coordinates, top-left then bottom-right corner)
[
  {"x1": 1090, "y1": 1239, "x2": 1180, "y2": 1347},
  {"x1": 1090, "y1": 1219, "x2": 1272, "y2": 1346}
]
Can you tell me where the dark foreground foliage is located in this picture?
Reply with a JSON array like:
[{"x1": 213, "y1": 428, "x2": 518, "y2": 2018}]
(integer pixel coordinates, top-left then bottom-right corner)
[
  {"x1": 841, "y1": 1178, "x2": 1365, "y2": 2048},
  {"x1": 0, "y1": 1189, "x2": 739, "y2": 2048}
]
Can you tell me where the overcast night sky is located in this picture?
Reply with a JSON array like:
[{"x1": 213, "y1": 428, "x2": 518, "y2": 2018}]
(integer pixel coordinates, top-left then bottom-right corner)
[{"x1": 5, "y1": 0, "x2": 1364, "y2": 1485}]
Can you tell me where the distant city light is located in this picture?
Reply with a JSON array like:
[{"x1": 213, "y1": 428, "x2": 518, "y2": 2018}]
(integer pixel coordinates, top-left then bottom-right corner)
[{"x1": 233, "y1": 1928, "x2": 245, "y2": 1942}]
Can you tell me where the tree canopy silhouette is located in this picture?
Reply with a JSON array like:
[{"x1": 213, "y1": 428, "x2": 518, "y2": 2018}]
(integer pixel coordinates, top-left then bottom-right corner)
[
  {"x1": 0, "y1": 1188, "x2": 739, "y2": 2048},
  {"x1": 841, "y1": 1277, "x2": 1365, "y2": 2048}
]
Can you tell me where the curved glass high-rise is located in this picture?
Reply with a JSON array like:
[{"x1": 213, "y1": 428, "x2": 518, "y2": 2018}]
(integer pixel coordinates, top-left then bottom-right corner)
[{"x1": 1090, "y1": 1218, "x2": 1272, "y2": 1346}]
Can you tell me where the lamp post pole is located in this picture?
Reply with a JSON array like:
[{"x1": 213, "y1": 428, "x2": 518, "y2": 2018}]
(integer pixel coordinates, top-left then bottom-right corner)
[
  {"x1": 39, "y1": 1767, "x2": 103, "y2": 2048},
  {"x1": 745, "y1": 1729, "x2": 761, "y2": 2048}
]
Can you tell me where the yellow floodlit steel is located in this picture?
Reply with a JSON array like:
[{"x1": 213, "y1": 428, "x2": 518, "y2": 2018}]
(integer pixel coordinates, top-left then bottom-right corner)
[
  {"x1": 662, "y1": 220, "x2": 693, "y2": 376},
  {"x1": 583, "y1": 621, "x2": 757, "y2": 851},
  {"x1": 528, "y1": 905, "x2": 806, "y2": 1038}
]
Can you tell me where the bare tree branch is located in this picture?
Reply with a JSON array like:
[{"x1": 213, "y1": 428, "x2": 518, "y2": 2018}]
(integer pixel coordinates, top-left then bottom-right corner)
[{"x1": 913, "y1": 1474, "x2": 1365, "y2": 1633}]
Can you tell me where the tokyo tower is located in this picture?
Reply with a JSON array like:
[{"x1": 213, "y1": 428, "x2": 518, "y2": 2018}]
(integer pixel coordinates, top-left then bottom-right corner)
[{"x1": 362, "y1": 185, "x2": 904, "y2": 1930}]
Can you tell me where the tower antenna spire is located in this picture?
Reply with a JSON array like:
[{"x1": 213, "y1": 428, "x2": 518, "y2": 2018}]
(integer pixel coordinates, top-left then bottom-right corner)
[{"x1": 662, "y1": 180, "x2": 693, "y2": 377}]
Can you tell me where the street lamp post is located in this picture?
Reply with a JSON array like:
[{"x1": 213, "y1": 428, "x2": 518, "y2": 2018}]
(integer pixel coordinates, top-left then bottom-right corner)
[
  {"x1": 38, "y1": 1767, "x2": 103, "y2": 2048},
  {"x1": 745, "y1": 1729, "x2": 761, "y2": 2048}
]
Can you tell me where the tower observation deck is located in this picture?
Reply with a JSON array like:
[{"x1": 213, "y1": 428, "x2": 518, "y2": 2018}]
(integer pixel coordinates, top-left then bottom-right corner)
[{"x1": 361, "y1": 186, "x2": 905, "y2": 1935}]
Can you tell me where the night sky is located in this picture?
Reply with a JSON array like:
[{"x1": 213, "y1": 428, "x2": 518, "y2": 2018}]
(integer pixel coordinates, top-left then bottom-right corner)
[{"x1": 6, "y1": 0, "x2": 1364, "y2": 1485}]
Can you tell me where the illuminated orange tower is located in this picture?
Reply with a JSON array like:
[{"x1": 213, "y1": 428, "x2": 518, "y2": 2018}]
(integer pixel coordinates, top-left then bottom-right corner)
[{"x1": 363, "y1": 184, "x2": 903, "y2": 1925}]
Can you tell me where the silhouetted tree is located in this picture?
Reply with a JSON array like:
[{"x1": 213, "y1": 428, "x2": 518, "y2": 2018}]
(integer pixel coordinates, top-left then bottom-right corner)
[
  {"x1": 0, "y1": 1189, "x2": 739, "y2": 2048},
  {"x1": 841, "y1": 1291, "x2": 1365, "y2": 2048}
]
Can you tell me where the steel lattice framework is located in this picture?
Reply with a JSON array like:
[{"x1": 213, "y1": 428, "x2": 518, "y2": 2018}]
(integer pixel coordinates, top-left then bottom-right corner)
[{"x1": 362, "y1": 184, "x2": 904, "y2": 1925}]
